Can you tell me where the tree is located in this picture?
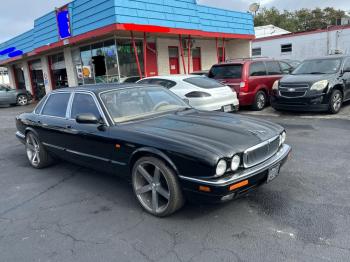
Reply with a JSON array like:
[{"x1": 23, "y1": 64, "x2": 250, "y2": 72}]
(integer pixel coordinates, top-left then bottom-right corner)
[{"x1": 254, "y1": 7, "x2": 347, "y2": 32}]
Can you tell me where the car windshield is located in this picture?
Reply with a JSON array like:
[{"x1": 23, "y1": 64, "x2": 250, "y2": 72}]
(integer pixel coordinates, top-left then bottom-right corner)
[
  {"x1": 292, "y1": 58, "x2": 341, "y2": 75},
  {"x1": 100, "y1": 86, "x2": 190, "y2": 123},
  {"x1": 183, "y1": 77, "x2": 225, "y2": 88},
  {"x1": 208, "y1": 64, "x2": 243, "y2": 79}
]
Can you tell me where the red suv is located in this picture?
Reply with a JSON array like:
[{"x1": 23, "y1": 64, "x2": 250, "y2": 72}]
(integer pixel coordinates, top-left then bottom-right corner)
[{"x1": 208, "y1": 59, "x2": 293, "y2": 110}]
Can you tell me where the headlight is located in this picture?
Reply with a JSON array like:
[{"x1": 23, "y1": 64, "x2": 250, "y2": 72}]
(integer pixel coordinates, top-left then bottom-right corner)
[
  {"x1": 215, "y1": 159, "x2": 227, "y2": 177},
  {"x1": 272, "y1": 80, "x2": 279, "y2": 90},
  {"x1": 310, "y1": 80, "x2": 328, "y2": 91},
  {"x1": 279, "y1": 131, "x2": 286, "y2": 146},
  {"x1": 231, "y1": 155, "x2": 241, "y2": 171}
]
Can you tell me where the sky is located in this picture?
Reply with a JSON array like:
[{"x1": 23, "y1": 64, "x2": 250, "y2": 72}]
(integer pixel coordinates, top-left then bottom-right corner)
[{"x1": 0, "y1": 0, "x2": 349, "y2": 43}]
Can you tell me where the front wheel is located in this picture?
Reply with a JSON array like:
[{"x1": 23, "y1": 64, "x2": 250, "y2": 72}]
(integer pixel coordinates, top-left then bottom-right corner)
[
  {"x1": 328, "y1": 89, "x2": 343, "y2": 114},
  {"x1": 25, "y1": 132, "x2": 53, "y2": 169},
  {"x1": 132, "y1": 157, "x2": 184, "y2": 217},
  {"x1": 17, "y1": 95, "x2": 28, "y2": 106},
  {"x1": 252, "y1": 91, "x2": 267, "y2": 111}
]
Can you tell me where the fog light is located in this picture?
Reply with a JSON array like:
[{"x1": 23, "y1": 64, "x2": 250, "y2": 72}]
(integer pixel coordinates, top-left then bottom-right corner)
[
  {"x1": 221, "y1": 194, "x2": 235, "y2": 201},
  {"x1": 199, "y1": 186, "x2": 211, "y2": 192}
]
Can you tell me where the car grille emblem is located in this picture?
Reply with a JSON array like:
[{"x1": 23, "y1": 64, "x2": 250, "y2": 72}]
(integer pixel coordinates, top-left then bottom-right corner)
[{"x1": 288, "y1": 88, "x2": 296, "y2": 92}]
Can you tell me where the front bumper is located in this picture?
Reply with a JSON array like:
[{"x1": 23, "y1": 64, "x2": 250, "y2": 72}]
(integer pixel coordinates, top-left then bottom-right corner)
[
  {"x1": 271, "y1": 94, "x2": 329, "y2": 112},
  {"x1": 189, "y1": 96, "x2": 239, "y2": 112},
  {"x1": 16, "y1": 131, "x2": 26, "y2": 144},
  {"x1": 179, "y1": 144, "x2": 291, "y2": 202}
]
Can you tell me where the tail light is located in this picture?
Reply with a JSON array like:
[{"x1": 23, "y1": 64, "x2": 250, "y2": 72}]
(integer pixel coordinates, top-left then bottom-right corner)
[
  {"x1": 185, "y1": 91, "x2": 211, "y2": 98},
  {"x1": 240, "y1": 81, "x2": 249, "y2": 92}
]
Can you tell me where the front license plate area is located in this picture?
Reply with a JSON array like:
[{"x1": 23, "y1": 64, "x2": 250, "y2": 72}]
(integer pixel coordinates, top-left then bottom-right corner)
[
  {"x1": 223, "y1": 105, "x2": 232, "y2": 112},
  {"x1": 267, "y1": 164, "x2": 280, "y2": 183}
]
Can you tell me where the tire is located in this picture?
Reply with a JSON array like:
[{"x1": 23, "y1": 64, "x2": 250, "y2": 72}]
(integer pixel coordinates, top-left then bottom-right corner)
[
  {"x1": 25, "y1": 132, "x2": 53, "y2": 169},
  {"x1": 328, "y1": 89, "x2": 343, "y2": 114},
  {"x1": 252, "y1": 91, "x2": 267, "y2": 111},
  {"x1": 132, "y1": 156, "x2": 184, "y2": 217},
  {"x1": 17, "y1": 95, "x2": 28, "y2": 106}
]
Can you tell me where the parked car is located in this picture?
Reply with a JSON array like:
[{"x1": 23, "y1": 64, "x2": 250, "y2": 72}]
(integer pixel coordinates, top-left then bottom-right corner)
[
  {"x1": 271, "y1": 56, "x2": 350, "y2": 114},
  {"x1": 0, "y1": 85, "x2": 32, "y2": 106},
  {"x1": 16, "y1": 84, "x2": 291, "y2": 217},
  {"x1": 137, "y1": 75, "x2": 239, "y2": 112},
  {"x1": 208, "y1": 58, "x2": 293, "y2": 110},
  {"x1": 191, "y1": 70, "x2": 209, "y2": 76}
]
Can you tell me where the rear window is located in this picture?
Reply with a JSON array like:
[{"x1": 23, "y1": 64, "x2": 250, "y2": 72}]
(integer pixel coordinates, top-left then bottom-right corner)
[
  {"x1": 208, "y1": 64, "x2": 243, "y2": 79},
  {"x1": 42, "y1": 93, "x2": 70, "y2": 118},
  {"x1": 183, "y1": 77, "x2": 225, "y2": 89}
]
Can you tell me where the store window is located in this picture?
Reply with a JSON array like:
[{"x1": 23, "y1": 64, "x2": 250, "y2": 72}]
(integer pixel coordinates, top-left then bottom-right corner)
[
  {"x1": 77, "y1": 39, "x2": 120, "y2": 85},
  {"x1": 117, "y1": 39, "x2": 144, "y2": 81},
  {"x1": 49, "y1": 53, "x2": 68, "y2": 89}
]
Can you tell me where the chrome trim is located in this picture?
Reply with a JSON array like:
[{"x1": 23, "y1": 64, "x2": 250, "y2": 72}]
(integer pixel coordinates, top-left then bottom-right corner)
[
  {"x1": 42, "y1": 143, "x2": 126, "y2": 166},
  {"x1": 243, "y1": 135, "x2": 280, "y2": 168},
  {"x1": 16, "y1": 131, "x2": 25, "y2": 139},
  {"x1": 179, "y1": 144, "x2": 291, "y2": 187}
]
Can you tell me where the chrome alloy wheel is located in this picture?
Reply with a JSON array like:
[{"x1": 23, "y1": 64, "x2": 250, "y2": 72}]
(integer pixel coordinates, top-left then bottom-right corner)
[
  {"x1": 332, "y1": 92, "x2": 342, "y2": 112},
  {"x1": 256, "y1": 93, "x2": 266, "y2": 110},
  {"x1": 17, "y1": 95, "x2": 28, "y2": 106},
  {"x1": 26, "y1": 134, "x2": 40, "y2": 167},
  {"x1": 133, "y1": 161, "x2": 171, "y2": 214}
]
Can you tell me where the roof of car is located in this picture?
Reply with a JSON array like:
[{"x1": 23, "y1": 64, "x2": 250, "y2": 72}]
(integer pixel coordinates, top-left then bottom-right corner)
[
  {"x1": 304, "y1": 55, "x2": 350, "y2": 61},
  {"x1": 51, "y1": 83, "x2": 162, "y2": 95},
  {"x1": 139, "y1": 75, "x2": 201, "y2": 81}
]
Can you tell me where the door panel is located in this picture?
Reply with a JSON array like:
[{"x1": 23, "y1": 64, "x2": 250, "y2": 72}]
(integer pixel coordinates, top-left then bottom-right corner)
[
  {"x1": 169, "y1": 47, "x2": 180, "y2": 74},
  {"x1": 192, "y1": 47, "x2": 201, "y2": 72},
  {"x1": 146, "y1": 43, "x2": 158, "y2": 77}
]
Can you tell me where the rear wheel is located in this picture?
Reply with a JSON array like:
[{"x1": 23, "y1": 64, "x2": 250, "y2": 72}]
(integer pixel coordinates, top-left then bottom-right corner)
[
  {"x1": 17, "y1": 95, "x2": 28, "y2": 106},
  {"x1": 252, "y1": 91, "x2": 267, "y2": 111},
  {"x1": 25, "y1": 132, "x2": 53, "y2": 168},
  {"x1": 328, "y1": 89, "x2": 343, "y2": 114},
  {"x1": 132, "y1": 157, "x2": 184, "y2": 217}
]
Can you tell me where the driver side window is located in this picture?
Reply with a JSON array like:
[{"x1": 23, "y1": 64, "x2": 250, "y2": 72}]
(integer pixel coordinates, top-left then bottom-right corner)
[
  {"x1": 71, "y1": 93, "x2": 101, "y2": 120},
  {"x1": 343, "y1": 58, "x2": 350, "y2": 72}
]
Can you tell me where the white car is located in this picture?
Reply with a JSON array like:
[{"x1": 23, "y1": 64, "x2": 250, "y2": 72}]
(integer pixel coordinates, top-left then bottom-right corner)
[{"x1": 137, "y1": 75, "x2": 239, "y2": 112}]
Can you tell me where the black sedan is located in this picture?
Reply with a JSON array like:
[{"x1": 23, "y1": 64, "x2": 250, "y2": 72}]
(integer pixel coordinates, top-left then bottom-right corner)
[{"x1": 16, "y1": 84, "x2": 291, "y2": 217}]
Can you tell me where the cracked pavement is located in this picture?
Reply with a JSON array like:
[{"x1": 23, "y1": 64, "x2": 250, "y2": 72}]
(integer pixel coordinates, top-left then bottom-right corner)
[{"x1": 0, "y1": 104, "x2": 350, "y2": 262}]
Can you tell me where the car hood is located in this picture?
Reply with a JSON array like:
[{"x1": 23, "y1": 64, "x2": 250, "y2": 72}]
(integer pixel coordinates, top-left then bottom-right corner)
[
  {"x1": 280, "y1": 74, "x2": 335, "y2": 85},
  {"x1": 120, "y1": 110, "x2": 283, "y2": 158}
]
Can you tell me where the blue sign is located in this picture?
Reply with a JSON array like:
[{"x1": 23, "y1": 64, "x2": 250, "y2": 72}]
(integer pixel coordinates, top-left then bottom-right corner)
[
  {"x1": 0, "y1": 47, "x2": 16, "y2": 56},
  {"x1": 8, "y1": 50, "x2": 24, "y2": 58},
  {"x1": 57, "y1": 9, "x2": 71, "y2": 39}
]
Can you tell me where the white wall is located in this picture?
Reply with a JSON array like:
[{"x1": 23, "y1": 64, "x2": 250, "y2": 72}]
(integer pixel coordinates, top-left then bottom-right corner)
[{"x1": 252, "y1": 27, "x2": 350, "y2": 61}]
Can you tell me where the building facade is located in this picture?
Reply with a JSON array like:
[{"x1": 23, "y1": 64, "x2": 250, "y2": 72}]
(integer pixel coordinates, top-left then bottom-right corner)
[
  {"x1": 252, "y1": 25, "x2": 350, "y2": 61},
  {"x1": 0, "y1": 0, "x2": 254, "y2": 100}
]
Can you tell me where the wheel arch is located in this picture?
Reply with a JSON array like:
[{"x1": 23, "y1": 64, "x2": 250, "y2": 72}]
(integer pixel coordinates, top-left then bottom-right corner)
[
  {"x1": 331, "y1": 84, "x2": 344, "y2": 96},
  {"x1": 129, "y1": 147, "x2": 179, "y2": 175},
  {"x1": 24, "y1": 127, "x2": 39, "y2": 138}
]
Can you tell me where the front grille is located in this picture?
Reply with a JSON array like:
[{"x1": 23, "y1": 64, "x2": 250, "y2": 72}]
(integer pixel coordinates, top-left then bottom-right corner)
[
  {"x1": 279, "y1": 83, "x2": 309, "y2": 98},
  {"x1": 243, "y1": 136, "x2": 280, "y2": 168},
  {"x1": 280, "y1": 91, "x2": 306, "y2": 98}
]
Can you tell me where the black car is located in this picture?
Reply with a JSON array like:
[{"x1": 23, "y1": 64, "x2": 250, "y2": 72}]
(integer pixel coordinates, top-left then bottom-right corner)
[
  {"x1": 271, "y1": 56, "x2": 350, "y2": 114},
  {"x1": 16, "y1": 84, "x2": 291, "y2": 217}
]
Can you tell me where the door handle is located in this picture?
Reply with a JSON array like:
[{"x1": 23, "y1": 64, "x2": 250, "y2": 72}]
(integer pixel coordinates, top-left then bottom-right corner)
[{"x1": 66, "y1": 125, "x2": 72, "y2": 129}]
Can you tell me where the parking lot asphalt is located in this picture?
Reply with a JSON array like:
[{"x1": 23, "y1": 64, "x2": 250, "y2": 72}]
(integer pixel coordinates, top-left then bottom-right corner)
[{"x1": 0, "y1": 104, "x2": 350, "y2": 262}]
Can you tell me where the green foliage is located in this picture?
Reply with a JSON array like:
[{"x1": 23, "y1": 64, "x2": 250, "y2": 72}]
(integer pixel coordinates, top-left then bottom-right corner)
[{"x1": 254, "y1": 7, "x2": 347, "y2": 32}]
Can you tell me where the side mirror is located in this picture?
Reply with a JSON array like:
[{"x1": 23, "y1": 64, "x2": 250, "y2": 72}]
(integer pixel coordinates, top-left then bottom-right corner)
[
  {"x1": 76, "y1": 113, "x2": 101, "y2": 124},
  {"x1": 342, "y1": 67, "x2": 350, "y2": 74}
]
